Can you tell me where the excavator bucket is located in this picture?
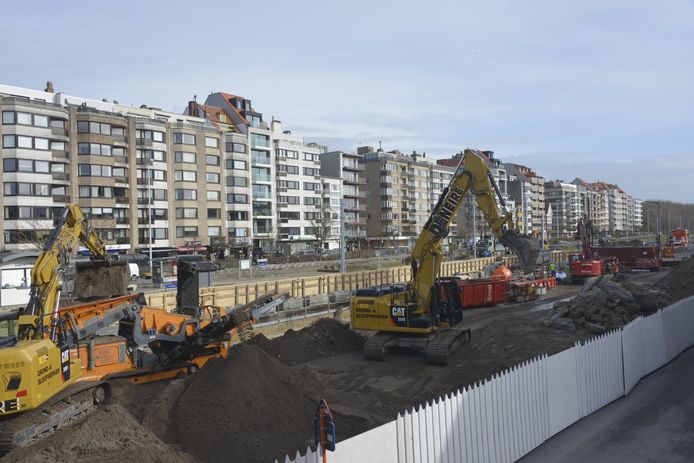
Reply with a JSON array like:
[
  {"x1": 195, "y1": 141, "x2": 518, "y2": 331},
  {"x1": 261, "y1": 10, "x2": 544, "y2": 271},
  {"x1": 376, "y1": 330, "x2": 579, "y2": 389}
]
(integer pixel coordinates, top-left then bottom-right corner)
[
  {"x1": 500, "y1": 230, "x2": 540, "y2": 274},
  {"x1": 71, "y1": 259, "x2": 131, "y2": 300}
]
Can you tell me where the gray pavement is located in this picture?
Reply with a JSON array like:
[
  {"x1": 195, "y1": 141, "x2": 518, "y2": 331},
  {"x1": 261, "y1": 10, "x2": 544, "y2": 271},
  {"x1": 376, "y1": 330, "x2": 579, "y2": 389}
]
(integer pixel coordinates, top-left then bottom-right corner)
[{"x1": 521, "y1": 346, "x2": 694, "y2": 463}]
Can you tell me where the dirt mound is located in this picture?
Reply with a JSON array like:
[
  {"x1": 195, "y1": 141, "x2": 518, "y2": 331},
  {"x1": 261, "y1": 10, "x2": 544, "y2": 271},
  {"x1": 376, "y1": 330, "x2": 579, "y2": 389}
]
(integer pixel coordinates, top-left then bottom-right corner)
[
  {"x1": 71, "y1": 263, "x2": 131, "y2": 299},
  {"x1": 545, "y1": 274, "x2": 672, "y2": 332},
  {"x1": 166, "y1": 344, "x2": 321, "y2": 463},
  {"x1": 1, "y1": 404, "x2": 198, "y2": 463},
  {"x1": 250, "y1": 318, "x2": 364, "y2": 365},
  {"x1": 655, "y1": 256, "x2": 694, "y2": 301}
]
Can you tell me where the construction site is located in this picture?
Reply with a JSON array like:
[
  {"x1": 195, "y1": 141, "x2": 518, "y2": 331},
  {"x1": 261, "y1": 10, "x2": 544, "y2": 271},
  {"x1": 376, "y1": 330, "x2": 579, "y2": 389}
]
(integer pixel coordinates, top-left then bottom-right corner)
[
  {"x1": 1, "y1": 154, "x2": 693, "y2": 462},
  {"x1": 2, "y1": 254, "x2": 693, "y2": 463}
]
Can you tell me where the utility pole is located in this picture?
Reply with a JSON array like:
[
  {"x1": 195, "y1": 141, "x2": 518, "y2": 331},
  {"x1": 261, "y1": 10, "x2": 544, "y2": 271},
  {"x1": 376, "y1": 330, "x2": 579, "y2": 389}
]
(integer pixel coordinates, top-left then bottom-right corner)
[
  {"x1": 147, "y1": 159, "x2": 154, "y2": 275},
  {"x1": 339, "y1": 198, "x2": 346, "y2": 273}
]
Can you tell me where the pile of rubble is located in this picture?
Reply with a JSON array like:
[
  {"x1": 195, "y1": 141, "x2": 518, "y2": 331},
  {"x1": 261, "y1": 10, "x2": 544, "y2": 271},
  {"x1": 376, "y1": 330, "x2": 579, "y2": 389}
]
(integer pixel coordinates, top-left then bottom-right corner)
[{"x1": 545, "y1": 273, "x2": 673, "y2": 333}]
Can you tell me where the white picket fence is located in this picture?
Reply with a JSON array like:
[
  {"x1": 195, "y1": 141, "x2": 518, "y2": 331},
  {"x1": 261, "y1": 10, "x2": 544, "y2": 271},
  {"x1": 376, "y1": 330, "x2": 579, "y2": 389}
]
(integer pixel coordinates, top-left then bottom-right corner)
[{"x1": 280, "y1": 296, "x2": 694, "y2": 463}]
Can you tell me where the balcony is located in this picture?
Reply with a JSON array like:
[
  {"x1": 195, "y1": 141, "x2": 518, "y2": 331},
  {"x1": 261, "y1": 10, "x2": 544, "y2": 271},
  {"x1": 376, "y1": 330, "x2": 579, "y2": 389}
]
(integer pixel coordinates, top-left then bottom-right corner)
[
  {"x1": 52, "y1": 194, "x2": 69, "y2": 203},
  {"x1": 114, "y1": 155, "x2": 128, "y2": 164},
  {"x1": 52, "y1": 150, "x2": 69, "y2": 160},
  {"x1": 115, "y1": 238, "x2": 130, "y2": 245},
  {"x1": 343, "y1": 163, "x2": 364, "y2": 171},
  {"x1": 137, "y1": 178, "x2": 153, "y2": 186},
  {"x1": 115, "y1": 197, "x2": 130, "y2": 205},
  {"x1": 115, "y1": 217, "x2": 130, "y2": 225},
  {"x1": 52, "y1": 172, "x2": 69, "y2": 181},
  {"x1": 115, "y1": 176, "x2": 128, "y2": 184},
  {"x1": 113, "y1": 134, "x2": 128, "y2": 144},
  {"x1": 136, "y1": 138, "x2": 153, "y2": 147},
  {"x1": 51, "y1": 127, "x2": 68, "y2": 138}
]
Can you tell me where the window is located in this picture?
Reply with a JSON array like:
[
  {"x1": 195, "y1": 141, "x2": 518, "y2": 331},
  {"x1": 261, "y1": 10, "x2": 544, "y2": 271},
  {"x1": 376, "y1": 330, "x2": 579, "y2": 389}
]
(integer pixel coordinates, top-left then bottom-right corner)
[
  {"x1": 4, "y1": 206, "x2": 50, "y2": 220},
  {"x1": 137, "y1": 149, "x2": 166, "y2": 162},
  {"x1": 152, "y1": 189, "x2": 167, "y2": 201},
  {"x1": 34, "y1": 115, "x2": 48, "y2": 127},
  {"x1": 174, "y1": 133, "x2": 196, "y2": 145},
  {"x1": 136, "y1": 130, "x2": 164, "y2": 142},
  {"x1": 304, "y1": 197, "x2": 321, "y2": 205},
  {"x1": 3, "y1": 159, "x2": 49, "y2": 173},
  {"x1": 228, "y1": 227, "x2": 248, "y2": 238},
  {"x1": 175, "y1": 189, "x2": 197, "y2": 200},
  {"x1": 78, "y1": 142, "x2": 113, "y2": 156},
  {"x1": 227, "y1": 211, "x2": 248, "y2": 221},
  {"x1": 280, "y1": 211, "x2": 300, "y2": 220},
  {"x1": 51, "y1": 141, "x2": 65, "y2": 151},
  {"x1": 226, "y1": 159, "x2": 247, "y2": 171},
  {"x1": 205, "y1": 137, "x2": 219, "y2": 148},
  {"x1": 176, "y1": 226, "x2": 199, "y2": 238},
  {"x1": 252, "y1": 184, "x2": 271, "y2": 199},
  {"x1": 247, "y1": 114, "x2": 262, "y2": 128},
  {"x1": 251, "y1": 150, "x2": 270, "y2": 165},
  {"x1": 174, "y1": 170, "x2": 197, "y2": 182},
  {"x1": 112, "y1": 126, "x2": 125, "y2": 136},
  {"x1": 227, "y1": 193, "x2": 248, "y2": 204},
  {"x1": 278, "y1": 195, "x2": 300, "y2": 205},
  {"x1": 77, "y1": 121, "x2": 89, "y2": 133},
  {"x1": 204, "y1": 172, "x2": 219, "y2": 184},
  {"x1": 303, "y1": 152, "x2": 319, "y2": 162},
  {"x1": 176, "y1": 208, "x2": 198, "y2": 219},
  {"x1": 207, "y1": 226, "x2": 221, "y2": 237},
  {"x1": 113, "y1": 167, "x2": 127, "y2": 177},
  {"x1": 227, "y1": 176, "x2": 248, "y2": 187},
  {"x1": 277, "y1": 149, "x2": 299, "y2": 159},
  {"x1": 175, "y1": 151, "x2": 196, "y2": 163},
  {"x1": 2, "y1": 112, "x2": 15, "y2": 124},
  {"x1": 78, "y1": 121, "x2": 113, "y2": 135},
  {"x1": 206, "y1": 154, "x2": 220, "y2": 166},
  {"x1": 50, "y1": 119, "x2": 64, "y2": 130},
  {"x1": 4, "y1": 183, "x2": 50, "y2": 196},
  {"x1": 251, "y1": 167, "x2": 271, "y2": 182},
  {"x1": 277, "y1": 164, "x2": 299, "y2": 174},
  {"x1": 280, "y1": 227, "x2": 301, "y2": 236},
  {"x1": 226, "y1": 142, "x2": 246, "y2": 153},
  {"x1": 207, "y1": 208, "x2": 221, "y2": 219},
  {"x1": 303, "y1": 167, "x2": 320, "y2": 176},
  {"x1": 303, "y1": 182, "x2": 321, "y2": 191},
  {"x1": 78, "y1": 164, "x2": 112, "y2": 177},
  {"x1": 51, "y1": 163, "x2": 66, "y2": 173},
  {"x1": 2, "y1": 135, "x2": 14, "y2": 148},
  {"x1": 112, "y1": 147, "x2": 125, "y2": 156},
  {"x1": 207, "y1": 190, "x2": 221, "y2": 201},
  {"x1": 277, "y1": 180, "x2": 299, "y2": 189},
  {"x1": 2, "y1": 111, "x2": 49, "y2": 127},
  {"x1": 78, "y1": 186, "x2": 113, "y2": 198},
  {"x1": 250, "y1": 133, "x2": 269, "y2": 147},
  {"x1": 34, "y1": 138, "x2": 49, "y2": 150}
]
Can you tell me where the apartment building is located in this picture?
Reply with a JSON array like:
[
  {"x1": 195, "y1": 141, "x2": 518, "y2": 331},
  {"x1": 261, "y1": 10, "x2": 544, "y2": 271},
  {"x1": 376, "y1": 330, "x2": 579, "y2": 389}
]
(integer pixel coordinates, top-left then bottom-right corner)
[
  {"x1": 544, "y1": 181, "x2": 581, "y2": 238},
  {"x1": 320, "y1": 150, "x2": 367, "y2": 247},
  {"x1": 361, "y1": 147, "x2": 434, "y2": 247},
  {"x1": 0, "y1": 82, "x2": 223, "y2": 253},
  {"x1": 505, "y1": 163, "x2": 545, "y2": 236},
  {"x1": 272, "y1": 120, "x2": 325, "y2": 254},
  {"x1": 201, "y1": 92, "x2": 275, "y2": 250}
]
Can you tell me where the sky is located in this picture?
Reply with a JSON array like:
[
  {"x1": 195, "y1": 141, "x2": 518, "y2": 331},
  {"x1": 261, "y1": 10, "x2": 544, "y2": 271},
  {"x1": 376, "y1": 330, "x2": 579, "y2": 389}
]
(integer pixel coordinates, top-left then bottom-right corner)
[{"x1": 2, "y1": 0, "x2": 693, "y2": 202}]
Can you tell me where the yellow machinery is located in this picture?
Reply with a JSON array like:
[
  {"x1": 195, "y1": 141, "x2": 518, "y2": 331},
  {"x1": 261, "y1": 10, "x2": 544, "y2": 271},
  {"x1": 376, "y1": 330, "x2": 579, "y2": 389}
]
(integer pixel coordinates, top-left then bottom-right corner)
[
  {"x1": 351, "y1": 149, "x2": 539, "y2": 364},
  {"x1": 0, "y1": 205, "x2": 130, "y2": 451},
  {"x1": 0, "y1": 205, "x2": 289, "y2": 455}
]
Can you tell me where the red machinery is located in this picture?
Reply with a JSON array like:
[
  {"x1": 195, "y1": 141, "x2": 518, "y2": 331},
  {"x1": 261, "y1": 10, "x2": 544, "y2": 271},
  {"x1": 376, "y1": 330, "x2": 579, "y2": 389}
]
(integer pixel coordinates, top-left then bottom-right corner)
[{"x1": 570, "y1": 218, "x2": 619, "y2": 280}]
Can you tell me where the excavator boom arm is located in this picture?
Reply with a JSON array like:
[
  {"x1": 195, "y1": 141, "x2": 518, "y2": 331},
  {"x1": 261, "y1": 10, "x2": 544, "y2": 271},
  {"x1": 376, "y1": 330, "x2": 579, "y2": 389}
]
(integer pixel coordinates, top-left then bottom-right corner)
[{"x1": 409, "y1": 149, "x2": 538, "y2": 310}]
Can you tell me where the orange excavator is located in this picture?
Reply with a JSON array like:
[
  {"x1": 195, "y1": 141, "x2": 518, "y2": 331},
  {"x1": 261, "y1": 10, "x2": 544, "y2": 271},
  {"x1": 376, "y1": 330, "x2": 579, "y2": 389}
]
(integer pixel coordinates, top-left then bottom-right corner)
[
  {"x1": 0, "y1": 205, "x2": 286, "y2": 455},
  {"x1": 569, "y1": 218, "x2": 619, "y2": 282}
]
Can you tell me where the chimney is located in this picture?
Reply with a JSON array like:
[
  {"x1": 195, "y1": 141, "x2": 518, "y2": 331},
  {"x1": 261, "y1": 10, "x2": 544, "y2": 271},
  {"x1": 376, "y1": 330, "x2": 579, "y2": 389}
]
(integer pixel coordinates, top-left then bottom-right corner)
[
  {"x1": 45, "y1": 81, "x2": 54, "y2": 93},
  {"x1": 187, "y1": 100, "x2": 198, "y2": 117}
]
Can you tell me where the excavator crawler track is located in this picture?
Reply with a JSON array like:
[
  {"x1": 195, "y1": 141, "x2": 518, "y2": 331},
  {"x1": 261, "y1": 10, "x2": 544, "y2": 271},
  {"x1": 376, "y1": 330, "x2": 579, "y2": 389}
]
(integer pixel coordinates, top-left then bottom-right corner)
[
  {"x1": 363, "y1": 332, "x2": 398, "y2": 361},
  {"x1": 424, "y1": 328, "x2": 471, "y2": 365},
  {"x1": 0, "y1": 382, "x2": 107, "y2": 457}
]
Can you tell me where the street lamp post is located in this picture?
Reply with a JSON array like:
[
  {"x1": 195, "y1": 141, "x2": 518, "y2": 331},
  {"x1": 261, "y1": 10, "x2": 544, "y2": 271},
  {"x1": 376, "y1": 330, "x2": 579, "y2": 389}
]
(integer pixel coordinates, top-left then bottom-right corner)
[{"x1": 339, "y1": 198, "x2": 346, "y2": 273}]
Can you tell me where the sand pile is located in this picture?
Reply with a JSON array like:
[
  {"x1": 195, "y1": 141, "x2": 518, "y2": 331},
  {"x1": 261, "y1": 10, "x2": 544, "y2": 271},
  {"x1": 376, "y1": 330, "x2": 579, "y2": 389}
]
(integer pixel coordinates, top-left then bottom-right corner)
[
  {"x1": 1, "y1": 404, "x2": 198, "y2": 463},
  {"x1": 545, "y1": 274, "x2": 672, "y2": 332},
  {"x1": 655, "y1": 256, "x2": 694, "y2": 301},
  {"x1": 250, "y1": 318, "x2": 364, "y2": 365},
  {"x1": 165, "y1": 344, "x2": 321, "y2": 463}
]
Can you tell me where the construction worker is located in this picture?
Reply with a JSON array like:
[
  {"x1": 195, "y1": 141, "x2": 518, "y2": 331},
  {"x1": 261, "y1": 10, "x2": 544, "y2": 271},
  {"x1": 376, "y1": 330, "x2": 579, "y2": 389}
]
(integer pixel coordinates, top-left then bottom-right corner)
[{"x1": 548, "y1": 261, "x2": 557, "y2": 276}]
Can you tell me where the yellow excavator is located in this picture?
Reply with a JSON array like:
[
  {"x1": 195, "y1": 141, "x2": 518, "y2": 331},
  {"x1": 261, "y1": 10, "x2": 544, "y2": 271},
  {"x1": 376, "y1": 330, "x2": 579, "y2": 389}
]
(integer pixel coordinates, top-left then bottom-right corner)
[
  {"x1": 351, "y1": 149, "x2": 539, "y2": 364},
  {"x1": 0, "y1": 205, "x2": 130, "y2": 450}
]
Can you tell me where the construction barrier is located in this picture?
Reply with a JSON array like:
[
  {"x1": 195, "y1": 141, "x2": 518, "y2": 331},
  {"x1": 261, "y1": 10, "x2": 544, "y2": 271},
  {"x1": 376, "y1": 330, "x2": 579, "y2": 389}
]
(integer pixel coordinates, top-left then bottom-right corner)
[
  {"x1": 146, "y1": 252, "x2": 570, "y2": 311},
  {"x1": 281, "y1": 295, "x2": 694, "y2": 463}
]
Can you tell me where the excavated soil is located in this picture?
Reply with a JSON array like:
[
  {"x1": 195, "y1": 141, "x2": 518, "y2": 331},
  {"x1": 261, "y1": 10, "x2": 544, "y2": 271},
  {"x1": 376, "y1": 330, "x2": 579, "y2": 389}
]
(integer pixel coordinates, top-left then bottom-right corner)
[
  {"x1": 249, "y1": 317, "x2": 365, "y2": 365},
  {"x1": 71, "y1": 263, "x2": 131, "y2": 300},
  {"x1": 656, "y1": 255, "x2": 694, "y2": 301},
  {"x1": 1, "y1": 404, "x2": 199, "y2": 463},
  {"x1": 546, "y1": 256, "x2": 693, "y2": 333},
  {"x1": 2, "y1": 268, "x2": 679, "y2": 463}
]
